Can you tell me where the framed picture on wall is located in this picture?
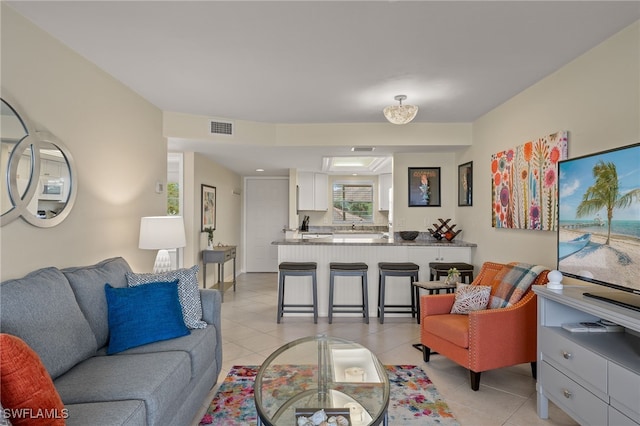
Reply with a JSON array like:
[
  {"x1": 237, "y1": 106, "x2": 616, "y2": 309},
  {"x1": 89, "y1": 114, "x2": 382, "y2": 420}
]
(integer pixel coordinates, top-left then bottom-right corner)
[
  {"x1": 201, "y1": 184, "x2": 216, "y2": 231},
  {"x1": 408, "y1": 167, "x2": 441, "y2": 207},
  {"x1": 458, "y1": 161, "x2": 473, "y2": 206}
]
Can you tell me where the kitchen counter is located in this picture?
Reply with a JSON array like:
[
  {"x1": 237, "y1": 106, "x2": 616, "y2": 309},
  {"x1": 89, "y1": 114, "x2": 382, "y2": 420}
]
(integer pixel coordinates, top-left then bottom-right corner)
[
  {"x1": 274, "y1": 237, "x2": 476, "y2": 320},
  {"x1": 273, "y1": 237, "x2": 477, "y2": 247}
]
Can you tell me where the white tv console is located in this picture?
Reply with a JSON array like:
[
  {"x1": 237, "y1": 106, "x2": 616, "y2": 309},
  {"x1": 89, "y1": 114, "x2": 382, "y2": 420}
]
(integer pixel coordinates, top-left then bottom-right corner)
[{"x1": 533, "y1": 285, "x2": 640, "y2": 426}]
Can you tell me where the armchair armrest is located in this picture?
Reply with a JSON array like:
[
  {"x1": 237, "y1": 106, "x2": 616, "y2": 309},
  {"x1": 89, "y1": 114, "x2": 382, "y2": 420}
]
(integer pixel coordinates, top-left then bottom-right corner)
[
  {"x1": 420, "y1": 294, "x2": 455, "y2": 321},
  {"x1": 467, "y1": 291, "x2": 538, "y2": 371}
]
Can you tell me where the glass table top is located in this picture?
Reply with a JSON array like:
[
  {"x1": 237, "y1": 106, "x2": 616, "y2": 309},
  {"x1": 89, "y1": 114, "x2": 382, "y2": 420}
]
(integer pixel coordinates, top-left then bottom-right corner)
[{"x1": 254, "y1": 335, "x2": 390, "y2": 426}]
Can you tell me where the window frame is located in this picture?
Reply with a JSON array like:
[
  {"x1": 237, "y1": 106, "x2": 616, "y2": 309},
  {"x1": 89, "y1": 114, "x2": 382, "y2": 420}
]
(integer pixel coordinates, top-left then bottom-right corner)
[{"x1": 331, "y1": 180, "x2": 375, "y2": 224}]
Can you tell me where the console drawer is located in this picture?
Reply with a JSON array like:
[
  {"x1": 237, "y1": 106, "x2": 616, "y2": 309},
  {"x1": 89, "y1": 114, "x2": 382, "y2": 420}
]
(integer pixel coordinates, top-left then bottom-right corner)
[
  {"x1": 224, "y1": 248, "x2": 236, "y2": 260},
  {"x1": 540, "y1": 327, "x2": 607, "y2": 395},
  {"x1": 541, "y1": 361, "x2": 607, "y2": 426},
  {"x1": 609, "y1": 406, "x2": 640, "y2": 426},
  {"x1": 609, "y1": 362, "x2": 640, "y2": 422}
]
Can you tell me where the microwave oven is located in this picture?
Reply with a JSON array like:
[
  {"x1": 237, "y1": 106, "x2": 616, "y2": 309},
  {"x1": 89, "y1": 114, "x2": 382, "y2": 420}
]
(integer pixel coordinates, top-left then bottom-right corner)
[{"x1": 39, "y1": 178, "x2": 65, "y2": 201}]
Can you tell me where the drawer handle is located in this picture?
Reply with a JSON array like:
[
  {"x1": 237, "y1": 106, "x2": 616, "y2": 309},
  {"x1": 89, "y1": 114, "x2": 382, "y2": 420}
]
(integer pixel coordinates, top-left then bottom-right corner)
[
  {"x1": 562, "y1": 389, "x2": 572, "y2": 399},
  {"x1": 561, "y1": 351, "x2": 572, "y2": 360}
]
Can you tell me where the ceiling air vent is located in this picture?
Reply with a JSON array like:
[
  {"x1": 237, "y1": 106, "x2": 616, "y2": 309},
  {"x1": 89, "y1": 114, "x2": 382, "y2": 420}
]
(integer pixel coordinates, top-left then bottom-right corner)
[
  {"x1": 209, "y1": 120, "x2": 233, "y2": 136},
  {"x1": 351, "y1": 146, "x2": 375, "y2": 152}
]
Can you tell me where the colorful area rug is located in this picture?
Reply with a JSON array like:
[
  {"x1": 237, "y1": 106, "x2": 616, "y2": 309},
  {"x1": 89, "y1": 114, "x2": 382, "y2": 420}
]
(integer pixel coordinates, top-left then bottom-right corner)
[{"x1": 199, "y1": 365, "x2": 459, "y2": 425}]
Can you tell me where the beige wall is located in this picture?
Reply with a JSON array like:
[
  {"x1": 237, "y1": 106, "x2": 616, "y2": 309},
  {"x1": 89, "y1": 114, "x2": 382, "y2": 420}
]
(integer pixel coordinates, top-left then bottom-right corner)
[
  {"x1": 1, "y1": 5, "x2": 166, "y2": 279},
  {"x1": 164, "y1": 111, "x2": 472, "y2": 150},
  {"x1": 392, "y1": 151, "x2": 459, "y2": 234},
  {"x1": 186, "y1": 153, "x2": 242, "y2": 285},
  {"x1": 460, "y1": 21, "x2": 639, "y2": 272}
]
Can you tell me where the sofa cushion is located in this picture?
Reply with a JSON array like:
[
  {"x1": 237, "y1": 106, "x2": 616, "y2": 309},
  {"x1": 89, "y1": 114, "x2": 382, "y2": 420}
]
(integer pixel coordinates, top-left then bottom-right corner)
[
  {"x1": 450, "y1": 285, "x2": 491, "y2": 314},
  {"x1": 0, "y1": 334, "x2": 66, "y2": 426},
  {"x1": 126, "y1": 266, "x2": 207, "y2": 329},
  {"x1": 62, "y1": 257, "x2": 132, "y2": 348},
  {"x1": 54, "y1": 351, "x2": 191, "y2": 426},
  {"x1": 0, "y1": 267, "x2": 97, "y2": 379},
  {"x1": 489, "y1": 262, "x2": 547, "y2": 309},
  {"x1": 105, "y1": 281, "x2": 190, "y2": 355},
  {"x1": 64, "y1": 400, "x2": 146, "y2": 426},
  {"x1": 99, "y1": 326, "x2": 218, "y2": 380}
]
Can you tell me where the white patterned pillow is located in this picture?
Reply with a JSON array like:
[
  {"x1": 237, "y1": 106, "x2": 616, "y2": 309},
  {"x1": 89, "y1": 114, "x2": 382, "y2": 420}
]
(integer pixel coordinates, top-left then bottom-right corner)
[
  {"x1": 450, "y1": 284, "x2": 491, "y2": 315},
  {"x1": 126, "y1": 266, "x2": 207, "y2": 329}
]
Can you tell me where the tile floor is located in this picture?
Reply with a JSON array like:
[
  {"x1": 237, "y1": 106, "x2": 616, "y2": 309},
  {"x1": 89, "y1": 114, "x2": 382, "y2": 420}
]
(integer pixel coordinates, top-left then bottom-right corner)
[{"x1": 191, "y1": 273, "x2": 578, "y2": 426}]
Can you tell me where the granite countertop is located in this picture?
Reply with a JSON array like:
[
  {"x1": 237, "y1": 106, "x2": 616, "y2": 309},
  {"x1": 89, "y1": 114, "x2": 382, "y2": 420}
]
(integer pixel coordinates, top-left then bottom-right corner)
[
  {"x1": 298, "y1": 226, "x2": 388, "y2": 235},
  {"x1": 272, "y1": 237, "x2": 476, "y2": 247}
]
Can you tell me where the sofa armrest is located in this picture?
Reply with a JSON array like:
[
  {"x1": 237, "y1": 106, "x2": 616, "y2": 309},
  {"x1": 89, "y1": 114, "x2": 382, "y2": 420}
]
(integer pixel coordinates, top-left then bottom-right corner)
[
  {"x1": 200, "y1": 288, "x2": 222, "y2": 325},
  {"x1": 200, "y1": 289, "x2": 223, "y2": 365},
  {"x1": 420, "y1": 294, "x2": 455, "y2": 320}
]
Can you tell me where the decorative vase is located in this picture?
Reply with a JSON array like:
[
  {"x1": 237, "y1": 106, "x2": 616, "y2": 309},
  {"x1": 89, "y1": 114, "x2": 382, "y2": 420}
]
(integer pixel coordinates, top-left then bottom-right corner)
[{"x1": 445, "y1": 274, "x2": 460, "y2": 285}]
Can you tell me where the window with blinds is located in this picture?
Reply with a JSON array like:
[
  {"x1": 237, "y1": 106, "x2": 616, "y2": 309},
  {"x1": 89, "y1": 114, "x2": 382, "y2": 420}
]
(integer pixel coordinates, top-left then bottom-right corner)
[{"x1": 332, "y1": 182, "x2": 374, "y2": 223}]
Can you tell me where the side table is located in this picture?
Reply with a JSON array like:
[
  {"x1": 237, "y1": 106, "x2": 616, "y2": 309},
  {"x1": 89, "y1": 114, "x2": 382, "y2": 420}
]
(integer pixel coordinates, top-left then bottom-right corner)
[
  {"x1": 412, "y1": 280, "x2": 458, "y2": 324},
  {"x1": 412, "y1": 280, "x2": 458, "y2": 353},
  {"x1": 202, "y1": 246, "x2": 236, "y2": 302}
]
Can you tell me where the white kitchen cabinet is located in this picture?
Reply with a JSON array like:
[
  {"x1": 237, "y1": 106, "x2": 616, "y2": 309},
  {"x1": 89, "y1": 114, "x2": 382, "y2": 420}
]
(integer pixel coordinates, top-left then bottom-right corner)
[
  {"x1": 412, "y1": 246, "x2": 471, "y2": 263},
  {"x1": 313, "y1": 172, "x2": 328, "y2": 211},
  {"x1": 378, "y1": 173, "x2": 392, "y2": 211},
  {"x1": 41, "y1": 158, "x2": 62, "y2": 177},
  {"x1": 298, "y1": 171, "x2": 328, "y2": 211},
  {"x1": 533, "y1": 285, "x2": 640, "y2": 426},
  {"x1": 407, "y1": 246, "x2": 472, "y2": 281}
]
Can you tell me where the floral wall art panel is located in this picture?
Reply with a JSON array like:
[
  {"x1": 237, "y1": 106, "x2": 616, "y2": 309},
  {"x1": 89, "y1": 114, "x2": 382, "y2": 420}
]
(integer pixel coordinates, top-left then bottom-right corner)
[{"x1": 491, "y1": 131, "x2": 568, "y2": 231}]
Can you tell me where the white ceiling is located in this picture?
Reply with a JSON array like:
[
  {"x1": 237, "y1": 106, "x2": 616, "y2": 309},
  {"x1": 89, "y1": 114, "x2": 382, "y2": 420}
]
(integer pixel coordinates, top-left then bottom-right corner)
[{"x1": 8, "y1": 1, "x2": 640, "y2": 176}]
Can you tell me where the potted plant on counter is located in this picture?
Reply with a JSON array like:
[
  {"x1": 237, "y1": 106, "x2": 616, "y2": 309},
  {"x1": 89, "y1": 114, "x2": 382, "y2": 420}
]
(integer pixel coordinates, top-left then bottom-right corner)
[{"x1": 204, "y1": 227, "x2": 214, "y2": 249}]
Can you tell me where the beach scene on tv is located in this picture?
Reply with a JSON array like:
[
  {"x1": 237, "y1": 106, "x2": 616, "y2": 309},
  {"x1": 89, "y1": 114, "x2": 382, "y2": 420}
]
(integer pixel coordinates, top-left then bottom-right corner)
[{"x1": 558, "y1": 144, "x2": 640, "y2": 292}]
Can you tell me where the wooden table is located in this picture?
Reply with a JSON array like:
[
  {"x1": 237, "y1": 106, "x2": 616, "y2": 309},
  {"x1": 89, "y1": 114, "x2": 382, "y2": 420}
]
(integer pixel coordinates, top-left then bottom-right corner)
[
  {"x1": 412, "y1": 280, "x2": 457, "y2": 324},
  {"x1": 202, "y1": 246, "x2": 236, "y2": 301},
  {"x1": 412, "y1": 280, "x2": 458, "y2": 352}
]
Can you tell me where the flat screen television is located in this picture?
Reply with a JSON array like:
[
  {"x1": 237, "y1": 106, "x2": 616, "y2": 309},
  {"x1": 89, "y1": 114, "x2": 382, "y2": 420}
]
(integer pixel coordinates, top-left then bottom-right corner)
[{"x1": 557, "y1": 142, "x2": 640, "y2": 312}]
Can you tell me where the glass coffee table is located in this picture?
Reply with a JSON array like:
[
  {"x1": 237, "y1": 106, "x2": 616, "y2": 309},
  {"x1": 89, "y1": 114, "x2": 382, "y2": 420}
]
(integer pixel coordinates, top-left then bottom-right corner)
[{"x1": 255, "y1": 335, "x2": 390, "y2": 426}]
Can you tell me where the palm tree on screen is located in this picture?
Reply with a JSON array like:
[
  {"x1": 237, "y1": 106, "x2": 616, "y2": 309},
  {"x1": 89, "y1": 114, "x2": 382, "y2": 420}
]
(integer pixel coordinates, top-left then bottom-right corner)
[{"x1": 576, "y1": 160, "x2": 640, "y2": 245}]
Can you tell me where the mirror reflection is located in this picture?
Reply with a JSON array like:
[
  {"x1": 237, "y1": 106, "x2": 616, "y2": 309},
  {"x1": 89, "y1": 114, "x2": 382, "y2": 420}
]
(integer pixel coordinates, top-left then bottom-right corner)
[
  {"x1": 1, "y1": 99, "x2": 30, "y2": 216},
  {"x1": 13, "y1": 144, "x2": 71, "y2": 219},
  {"x1": 1, "y1": 96, "x2": 77, "y2": 227}
]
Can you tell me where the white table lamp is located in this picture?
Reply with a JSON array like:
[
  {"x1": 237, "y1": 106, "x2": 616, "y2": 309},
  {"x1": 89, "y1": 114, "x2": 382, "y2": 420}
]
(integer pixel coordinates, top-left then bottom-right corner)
[{"x1": 139, "y1": 216, "x2": 187, "y2": 273}]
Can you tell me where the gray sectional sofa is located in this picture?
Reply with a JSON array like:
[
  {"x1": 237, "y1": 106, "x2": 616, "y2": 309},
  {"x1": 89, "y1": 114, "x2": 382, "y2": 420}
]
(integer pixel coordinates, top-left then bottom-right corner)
[{"x1": 0, "y1": 257, "x2": 222, "y2": 426}]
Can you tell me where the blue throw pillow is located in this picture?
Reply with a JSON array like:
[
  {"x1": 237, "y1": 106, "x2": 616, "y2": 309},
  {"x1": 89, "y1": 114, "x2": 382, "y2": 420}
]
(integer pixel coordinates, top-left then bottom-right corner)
[{"x1": 104, "y1": 280, "x2": 190, "y2": 355}]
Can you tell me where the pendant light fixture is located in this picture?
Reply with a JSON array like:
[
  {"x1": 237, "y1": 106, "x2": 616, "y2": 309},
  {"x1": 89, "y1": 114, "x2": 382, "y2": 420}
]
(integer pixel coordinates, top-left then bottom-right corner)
[{"x1": 383, "y1": 95, "x2": 418, "y2": 125}]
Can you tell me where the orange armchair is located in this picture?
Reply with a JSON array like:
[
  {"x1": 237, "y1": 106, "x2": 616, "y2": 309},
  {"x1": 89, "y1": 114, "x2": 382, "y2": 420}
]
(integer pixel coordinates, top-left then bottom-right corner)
[{"x1": 420, "y1": 261, "x2": 549, "y2": 391}]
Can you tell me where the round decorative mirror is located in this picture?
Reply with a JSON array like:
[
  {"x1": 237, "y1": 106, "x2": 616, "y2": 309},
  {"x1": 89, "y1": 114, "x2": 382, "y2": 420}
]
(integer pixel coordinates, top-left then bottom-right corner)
[{"x1": 1, "y1": 95, "x2": 77, "y2": 228}]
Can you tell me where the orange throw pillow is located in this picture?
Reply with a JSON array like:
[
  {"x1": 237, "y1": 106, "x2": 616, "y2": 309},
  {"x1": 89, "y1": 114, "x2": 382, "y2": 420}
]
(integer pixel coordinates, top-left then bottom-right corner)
[{"x1": 0, "y1": 334, "x2": 66, "y2": 425}]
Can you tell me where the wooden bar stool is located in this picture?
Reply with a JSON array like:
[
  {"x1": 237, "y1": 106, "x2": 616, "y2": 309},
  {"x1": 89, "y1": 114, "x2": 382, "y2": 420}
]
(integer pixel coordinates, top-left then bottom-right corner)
[
  {"x1": 277, "y1": 262, "x2": 318, "y2": 324},
  {"x1": 328, "y1": 262, "x2": 369, "y2": 324},
  {"x1": 428, "y1": 262, "x2": 474, "y2": 283},
  {"x1": 377, "y1": 262, "x2": 419, "y2": 324}
]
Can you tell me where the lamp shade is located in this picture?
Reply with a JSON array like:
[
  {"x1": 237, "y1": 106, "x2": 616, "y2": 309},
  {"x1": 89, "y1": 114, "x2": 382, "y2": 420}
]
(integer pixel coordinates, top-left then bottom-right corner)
[{"x1": 139, "y1": 216, "x2": 186, "y2": 250}]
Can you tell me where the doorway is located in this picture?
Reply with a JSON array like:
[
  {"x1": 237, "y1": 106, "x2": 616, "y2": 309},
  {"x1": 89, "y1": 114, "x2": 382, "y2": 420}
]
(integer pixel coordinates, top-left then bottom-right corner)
[
  {"x1": 245, "y1": 177, "x2": 288, "y2": 272},
  {"x1": 167, "y1": 152, "x2": 184, "y2": 269}
]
